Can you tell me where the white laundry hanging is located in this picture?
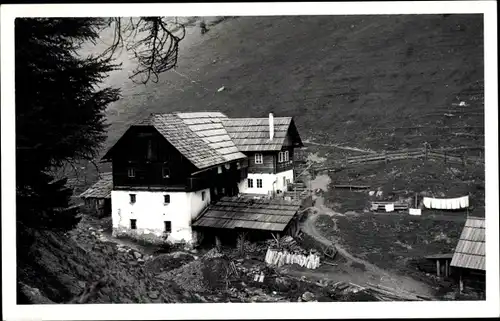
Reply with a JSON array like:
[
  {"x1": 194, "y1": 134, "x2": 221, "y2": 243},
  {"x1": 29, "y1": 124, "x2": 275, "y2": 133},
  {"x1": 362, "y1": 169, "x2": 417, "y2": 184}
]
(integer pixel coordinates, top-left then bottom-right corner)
[
  {"x1": 423, "y1": 197, "x2": 432, "y2": 208},
  {"x1": 409, "y1": 208, "x2": 422, "y2": 215}
]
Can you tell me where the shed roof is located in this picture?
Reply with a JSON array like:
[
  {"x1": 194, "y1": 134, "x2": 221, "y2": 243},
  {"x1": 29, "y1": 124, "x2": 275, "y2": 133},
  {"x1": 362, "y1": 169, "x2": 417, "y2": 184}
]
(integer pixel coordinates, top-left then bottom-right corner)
[
  {"x1": 222, "y1": 117, "x2": 303, "y2": 152},
  {"x1": 103, "y1": 112, "x2": 247, "y2": 170},
  {"x1": 450, "y1": 216, "x2": 485, "y2": 271},
  {"x1": 425, "y1": 253, "x2": 454, "y2": 260},
  {"x1": 79, "y1": 173, "x2": 113, "y2": 199},
  {"x1": 192, "y1": 196, "x2": 301, "y2": 232}
]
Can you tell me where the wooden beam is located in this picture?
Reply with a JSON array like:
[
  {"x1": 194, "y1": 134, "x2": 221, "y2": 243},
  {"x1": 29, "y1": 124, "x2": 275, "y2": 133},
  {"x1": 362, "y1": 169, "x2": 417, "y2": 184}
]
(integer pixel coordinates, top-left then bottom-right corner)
[
  {"x1": 459, "y1": 271, "x2": 464, "y2": 293},
  {"x1": 215, "y1": 235, "x2": 221, "y2": 250},
  {"x1": 436, "y1": 260, "x2": 441, "y2": 277}
]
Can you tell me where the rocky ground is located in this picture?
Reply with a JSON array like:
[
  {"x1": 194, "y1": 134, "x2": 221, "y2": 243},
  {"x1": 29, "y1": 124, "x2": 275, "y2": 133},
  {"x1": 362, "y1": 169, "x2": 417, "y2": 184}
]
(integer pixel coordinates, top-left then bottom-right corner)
[{"x1": 18, "y1": 215, "x2": 365, "y2": 304}]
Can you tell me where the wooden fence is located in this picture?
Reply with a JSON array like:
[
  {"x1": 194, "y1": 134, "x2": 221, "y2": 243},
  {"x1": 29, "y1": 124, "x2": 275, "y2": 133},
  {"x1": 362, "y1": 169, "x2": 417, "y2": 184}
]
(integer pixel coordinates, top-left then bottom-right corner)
[{"x1": 313, "y1": 146, "x2": 484, "y2": 172}]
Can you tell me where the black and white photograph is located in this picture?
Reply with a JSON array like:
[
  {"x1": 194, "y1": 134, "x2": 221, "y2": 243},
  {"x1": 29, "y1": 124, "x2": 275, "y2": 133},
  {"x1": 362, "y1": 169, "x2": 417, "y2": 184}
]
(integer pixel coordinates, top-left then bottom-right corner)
[{"x1": 1, "y1": 1, "x2": 499, "y2": 320}]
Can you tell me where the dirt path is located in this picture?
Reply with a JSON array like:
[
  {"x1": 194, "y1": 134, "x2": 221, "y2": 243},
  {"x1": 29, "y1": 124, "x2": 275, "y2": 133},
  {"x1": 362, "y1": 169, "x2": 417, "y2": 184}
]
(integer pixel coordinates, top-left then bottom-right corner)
[
  {"x1": 295, "y1": 173, "x2": 436, "y2": 298},
  {"x1": 299, "y1": 202, "x2": 436, "y2": 298}
]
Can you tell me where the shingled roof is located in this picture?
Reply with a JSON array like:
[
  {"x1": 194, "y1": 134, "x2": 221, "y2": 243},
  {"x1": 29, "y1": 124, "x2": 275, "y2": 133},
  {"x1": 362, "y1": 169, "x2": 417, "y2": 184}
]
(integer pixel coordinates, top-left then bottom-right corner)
[
  {"x1": 192, "y1": 196, "x2": 301, "y2": 231},
  {"x1": 221, "y1": 117, "x2": 303, "y2": 152},
  {"x1": 79, "y1": 173, "x2": 113, "y2": 199},
  {"x1": 104, "y1": 112, "x2": 247, "y2": 170},
  {"x1": 450, "y1": 216, "x2": 485, "y2": 271}
]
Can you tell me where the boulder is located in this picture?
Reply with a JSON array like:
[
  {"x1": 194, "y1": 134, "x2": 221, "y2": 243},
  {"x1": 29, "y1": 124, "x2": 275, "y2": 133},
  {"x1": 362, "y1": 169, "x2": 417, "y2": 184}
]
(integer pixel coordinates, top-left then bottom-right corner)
[
  {"x1": 133, "y1": 251, "x2": 142, "y2": 259},
  {"x1": 302, "y1": 291, "x2": 315, "y2": 302}
]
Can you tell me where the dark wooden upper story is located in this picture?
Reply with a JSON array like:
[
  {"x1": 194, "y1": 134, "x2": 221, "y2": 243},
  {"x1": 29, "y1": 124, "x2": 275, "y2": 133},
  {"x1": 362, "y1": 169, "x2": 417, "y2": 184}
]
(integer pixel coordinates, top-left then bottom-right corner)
[
  {"x1": 103, "y1": 126, "x2": 247, "y2": 192},
  {"x1": 246, "y1": 147, "x2": 295, "y2": 174}
]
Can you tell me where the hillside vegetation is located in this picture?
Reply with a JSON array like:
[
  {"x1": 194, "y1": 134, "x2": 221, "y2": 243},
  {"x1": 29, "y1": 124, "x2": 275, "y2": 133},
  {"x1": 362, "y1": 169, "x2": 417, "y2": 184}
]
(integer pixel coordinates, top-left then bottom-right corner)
[{"x1": 102, "y1": 15, "x2": 484, "y2": 154}]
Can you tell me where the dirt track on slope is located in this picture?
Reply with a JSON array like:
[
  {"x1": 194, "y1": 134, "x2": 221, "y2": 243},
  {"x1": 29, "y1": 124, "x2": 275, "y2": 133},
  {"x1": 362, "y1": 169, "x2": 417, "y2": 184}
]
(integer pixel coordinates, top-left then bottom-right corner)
[
  {"x1": 295, "y1": 173, "x2": 436, "y2": 298},
  {"x1": 299, "y1": 199, "x2": 436, "y2": 298}
]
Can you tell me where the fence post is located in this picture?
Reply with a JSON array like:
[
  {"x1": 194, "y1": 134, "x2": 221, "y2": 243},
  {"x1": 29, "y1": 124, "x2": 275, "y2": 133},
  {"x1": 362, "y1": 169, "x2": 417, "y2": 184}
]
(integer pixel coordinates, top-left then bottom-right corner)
[
  {"x1": 444, "y1": 151, "x2": 447, "y2": 164},
  {"x1": 384, "y1": 151, "x2": 388, "y2": 164},
  {"x1": 424, "y1": 144, "x2": 428, "y2": 162}
]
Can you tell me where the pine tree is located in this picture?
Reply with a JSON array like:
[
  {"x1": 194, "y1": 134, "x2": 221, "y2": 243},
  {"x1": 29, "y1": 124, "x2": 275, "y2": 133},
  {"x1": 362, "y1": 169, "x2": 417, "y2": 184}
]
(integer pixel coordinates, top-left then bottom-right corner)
[
  {"x1": 15, "y1": 17, "x2": 184, "y2": 232},
  {"x1": 15, "y1": 18, "x2": 121, "y2": 230}
]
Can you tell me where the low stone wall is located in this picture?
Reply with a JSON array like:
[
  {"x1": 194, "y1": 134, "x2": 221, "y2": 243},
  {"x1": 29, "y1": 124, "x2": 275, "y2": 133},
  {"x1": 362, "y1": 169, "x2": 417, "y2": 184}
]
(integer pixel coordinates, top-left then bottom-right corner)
[
  {"x1": 112, "y1": 227, "x2": 166, "y2": 246},
  {"x1": 112, "y1": 226, "x2": 196, "y2": 249}
]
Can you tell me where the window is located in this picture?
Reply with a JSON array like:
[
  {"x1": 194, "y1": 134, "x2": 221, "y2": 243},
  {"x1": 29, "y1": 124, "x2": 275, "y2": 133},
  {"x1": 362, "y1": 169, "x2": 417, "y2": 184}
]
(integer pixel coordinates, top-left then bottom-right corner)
[
  {"x1": 164, "y1": 194, "x2": 170, "y2": 204},
  {"x1": 127, "y1": 168, "x2": 136, "y2": 178},
  {"x1": 129, "y1": 194, "x2": 136, "y2": 203},
  {"x1": 255, "y1": 153, "x2": 263, "y2": 164},
  {"x1": 130, "y1": 219, "x2": 137, "y2": 230},
  {"x1": 164, "y1": 221, "x2": 172, "y2": 233},
  {"x1": 202, "y1": 191, "x2": 206, "y2": 201},
  {"x1": 278, "y1": 151, "x2": 289, "y2": 163},
  {"x1": 248, "y1": 178, "x2": 254, "y2": 188},
  {"x1": 162, "y1": 166, "x2": 170, "y2": 178},
  {"x1": 256, "y1": 179, "x2": 263, "y2": 188}
]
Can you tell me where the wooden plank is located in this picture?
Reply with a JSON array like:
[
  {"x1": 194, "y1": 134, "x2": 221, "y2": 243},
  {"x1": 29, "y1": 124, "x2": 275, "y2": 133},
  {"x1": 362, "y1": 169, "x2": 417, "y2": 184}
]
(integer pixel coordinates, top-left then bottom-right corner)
[{"x1": 332, "y1": 184, "x2": 370, "y2": 189}]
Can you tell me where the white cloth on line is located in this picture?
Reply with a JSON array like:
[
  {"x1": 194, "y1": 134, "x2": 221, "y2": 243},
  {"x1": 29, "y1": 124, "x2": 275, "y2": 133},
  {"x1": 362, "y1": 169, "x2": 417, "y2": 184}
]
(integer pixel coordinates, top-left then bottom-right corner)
[
  {"x1": 385, "y1": 204, "x2": 395, "y2": 212},
  {"x1": 423, "y1": 197, "x2": 432, "y2": 208},
  {"x1": 446, "y1": 199, "x2": 453, "y2": 210},
  {"x1": 409, "y1": 208, "x2": 421, "y2": 215},
  {"x1": 462, "y1": 196, "x2": 469, "y2": 208}
]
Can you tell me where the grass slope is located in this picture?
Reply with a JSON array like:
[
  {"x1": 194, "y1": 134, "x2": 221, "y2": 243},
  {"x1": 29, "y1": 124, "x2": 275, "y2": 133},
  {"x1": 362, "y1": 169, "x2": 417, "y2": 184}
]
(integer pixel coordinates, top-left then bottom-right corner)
[{"x1": 101, "y1": 15, "x2": 484, "y2": 153}]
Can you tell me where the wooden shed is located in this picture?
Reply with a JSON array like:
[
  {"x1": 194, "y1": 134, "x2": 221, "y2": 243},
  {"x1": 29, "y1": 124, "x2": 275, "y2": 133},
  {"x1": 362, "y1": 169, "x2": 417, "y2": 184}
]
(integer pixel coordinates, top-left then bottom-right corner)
[
  {"x1": 79, "y1": 173, "x2": 113, "y2": 218},
  {"x1": 450, "y1": 216, "x2": 485, "y2": 295},
  {"x1": 191, "y1": 196, "x2": 302, "y2": 246}
]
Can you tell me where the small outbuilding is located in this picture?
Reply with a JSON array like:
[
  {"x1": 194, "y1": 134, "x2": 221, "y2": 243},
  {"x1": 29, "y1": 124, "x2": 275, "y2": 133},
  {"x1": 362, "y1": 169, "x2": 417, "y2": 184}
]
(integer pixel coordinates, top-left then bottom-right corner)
[
  {"x1": 79, "y1": 173, "x2": 113, "y2": 218},
  {"x1": 192, "y1": 196, "x2": 302, "y2": 247},
  {"x1": 450, "y1": 216, "x2": 485, "y2": 295}
]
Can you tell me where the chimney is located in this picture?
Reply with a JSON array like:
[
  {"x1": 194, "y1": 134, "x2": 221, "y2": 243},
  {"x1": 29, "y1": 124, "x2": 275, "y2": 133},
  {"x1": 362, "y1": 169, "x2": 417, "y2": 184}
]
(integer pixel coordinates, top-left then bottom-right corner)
[{"x1": 269, "y1": 112, "x2": 274, "y2": 140}]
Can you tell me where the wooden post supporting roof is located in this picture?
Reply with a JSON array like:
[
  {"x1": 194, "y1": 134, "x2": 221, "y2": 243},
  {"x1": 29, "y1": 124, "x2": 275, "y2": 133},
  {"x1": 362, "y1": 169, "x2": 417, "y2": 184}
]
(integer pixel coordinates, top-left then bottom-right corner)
[
  {"x1": 436, "y1": 260, "x2": 441, "y2": 277},
  {"x1": 215, "y1": 235, "x2": 221, "y2": 251}
]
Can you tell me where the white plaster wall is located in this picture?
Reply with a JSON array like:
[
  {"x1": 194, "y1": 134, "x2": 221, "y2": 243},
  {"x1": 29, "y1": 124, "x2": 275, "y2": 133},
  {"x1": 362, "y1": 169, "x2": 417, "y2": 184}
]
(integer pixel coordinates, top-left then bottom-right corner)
[
  {"x1": 111, "y1": 188, "x2": 210, "y2": 243},
  {"x1": 276, "y1": 169, "x2": 295, "y2": 192},
  {"x1": 238, "y1": 173, "x2": 278, "y2": 195},
  {"x1": 238, "y1": 170, "x2": 295, "y2": 195}
]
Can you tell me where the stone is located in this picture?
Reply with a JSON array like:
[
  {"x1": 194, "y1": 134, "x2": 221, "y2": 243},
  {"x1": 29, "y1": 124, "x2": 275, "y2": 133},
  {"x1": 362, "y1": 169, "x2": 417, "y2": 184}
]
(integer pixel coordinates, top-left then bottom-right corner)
[
  {"x1": 133, "y1": 251, "x2": 142, "y2": 259},
  {"x1": 137, "y1": 258, "x2": 145, "y2": 263},
  {"x1": 148, "y1": 291, "x2": 159, "y2": 299},
  {"x1": 302, "y1": 291, "x2": 315, "y2": 302}
]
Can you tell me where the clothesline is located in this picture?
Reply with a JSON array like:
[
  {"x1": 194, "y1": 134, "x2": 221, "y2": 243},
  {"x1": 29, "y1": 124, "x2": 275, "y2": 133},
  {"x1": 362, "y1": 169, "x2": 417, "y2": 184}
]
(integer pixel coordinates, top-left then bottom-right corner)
[{"x1": 423, "y1": 195, "x2": 469, "y2": 210}]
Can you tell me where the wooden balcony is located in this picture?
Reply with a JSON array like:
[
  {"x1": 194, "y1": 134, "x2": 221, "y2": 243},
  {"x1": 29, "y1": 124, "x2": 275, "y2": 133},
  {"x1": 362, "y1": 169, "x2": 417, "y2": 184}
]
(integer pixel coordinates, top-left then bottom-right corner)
[{"x1": 276, "y1": 160, "x2": 294, "y2": 173}]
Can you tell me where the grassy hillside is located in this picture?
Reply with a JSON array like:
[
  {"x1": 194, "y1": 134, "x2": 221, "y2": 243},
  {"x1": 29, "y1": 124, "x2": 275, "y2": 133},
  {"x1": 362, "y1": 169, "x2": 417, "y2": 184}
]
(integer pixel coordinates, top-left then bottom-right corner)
[{"x1": 100, "y1": 15, "x2": 484, "y2": 154}]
